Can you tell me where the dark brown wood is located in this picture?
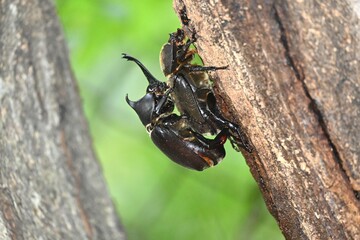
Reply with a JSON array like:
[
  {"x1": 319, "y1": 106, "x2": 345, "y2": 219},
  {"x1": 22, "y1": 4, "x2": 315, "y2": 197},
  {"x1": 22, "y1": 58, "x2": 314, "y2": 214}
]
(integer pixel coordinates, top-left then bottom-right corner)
[
  {"x1": 174, "y1": 0, "x2": 360, "y2": 239},
  {"x1": 0, "y1": 0, "x2": 124, "y2": 239}
]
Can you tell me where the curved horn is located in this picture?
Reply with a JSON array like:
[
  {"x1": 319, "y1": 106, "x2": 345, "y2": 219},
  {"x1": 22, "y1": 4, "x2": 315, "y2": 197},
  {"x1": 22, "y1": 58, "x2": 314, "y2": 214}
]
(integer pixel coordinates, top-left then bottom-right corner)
[
  {"x1": 122, "y1": 53, "x2": 160, "y2": 85},
  {"x1": 125, "y1": 94, "x2": 136, "y2": 109}
]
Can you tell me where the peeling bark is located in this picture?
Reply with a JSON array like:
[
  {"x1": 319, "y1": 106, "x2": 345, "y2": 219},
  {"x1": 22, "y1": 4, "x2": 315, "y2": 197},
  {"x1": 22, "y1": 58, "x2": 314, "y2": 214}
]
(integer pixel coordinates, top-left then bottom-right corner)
[
  {"x1": 0, "y1": 0, "x2": 125, "y2": 239},
  {"x1": 174, "y1": 0, "x2": 360, "y2": 239}
]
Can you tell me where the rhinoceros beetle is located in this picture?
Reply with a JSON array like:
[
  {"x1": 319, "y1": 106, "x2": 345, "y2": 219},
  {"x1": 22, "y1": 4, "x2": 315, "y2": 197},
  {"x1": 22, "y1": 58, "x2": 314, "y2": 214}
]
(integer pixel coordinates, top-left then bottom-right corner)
[
  {"x1": 159, "y1": 29, "x2": 253, "y2": 152},
  {"x1": 124, "y1": 54, "x2": 228, "y2": 170},
  {"x1": 124, "y1": 29, "x2": 252, "y2": 170}
]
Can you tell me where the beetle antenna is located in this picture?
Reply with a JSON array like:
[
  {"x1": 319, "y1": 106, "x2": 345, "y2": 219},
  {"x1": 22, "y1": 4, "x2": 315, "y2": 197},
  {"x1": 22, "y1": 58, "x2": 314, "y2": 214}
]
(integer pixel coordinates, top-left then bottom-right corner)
[{"x1": 122, "y1": 53, "x2": 161, "y2": 85}]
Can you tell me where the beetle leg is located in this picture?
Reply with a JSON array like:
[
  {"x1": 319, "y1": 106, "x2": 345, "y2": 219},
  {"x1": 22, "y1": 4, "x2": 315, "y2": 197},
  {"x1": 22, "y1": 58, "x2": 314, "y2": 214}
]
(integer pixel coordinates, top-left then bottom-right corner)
[
  {"x1": 172, "y1": 64, "x2": 228, "y2": 77},
  {"x1": 215, "y1": 118, "x2": 252, "y2": 152},
  {"x1": 198, "y1": 105, "x2": 253, "y2": 152},
  {"x1": 191, "y1": 129, "x2": 228, "y2": 149},
  {"x1": 176, "y1": 43, "x2": 196, "y2": 67},
  {"x1": 154, "y1": 88, "x2": 173, "y2": 115},
  {"x1": 185, "y1": 65, "x2": 228, "y2": 72}
]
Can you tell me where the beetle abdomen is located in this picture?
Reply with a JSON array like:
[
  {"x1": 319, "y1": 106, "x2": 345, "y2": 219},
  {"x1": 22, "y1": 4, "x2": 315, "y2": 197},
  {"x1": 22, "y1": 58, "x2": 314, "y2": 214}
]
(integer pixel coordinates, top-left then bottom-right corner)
[{"x1": 150, "y1": 124, "x2": 225, "y2": 171}]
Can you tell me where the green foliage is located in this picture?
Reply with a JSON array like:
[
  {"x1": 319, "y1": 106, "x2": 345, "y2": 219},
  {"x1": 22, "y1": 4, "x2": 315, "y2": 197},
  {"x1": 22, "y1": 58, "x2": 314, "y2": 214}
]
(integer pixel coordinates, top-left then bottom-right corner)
[{"x1": 55, "y1": 0, "x2": 283, "y2": 239}]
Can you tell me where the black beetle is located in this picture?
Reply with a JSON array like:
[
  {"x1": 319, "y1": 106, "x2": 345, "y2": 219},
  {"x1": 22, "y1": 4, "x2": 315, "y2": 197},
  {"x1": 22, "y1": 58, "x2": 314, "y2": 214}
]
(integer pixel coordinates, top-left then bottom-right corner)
[
  {"x1": 124, "y1": 54, "x2": 228, "y2": 171},
  {"x1": 159, "y1": 29, "x2": 253, "y2": 152},
  {"x1": 124, "y1": 29, "x2": 252, "y2": 170}
]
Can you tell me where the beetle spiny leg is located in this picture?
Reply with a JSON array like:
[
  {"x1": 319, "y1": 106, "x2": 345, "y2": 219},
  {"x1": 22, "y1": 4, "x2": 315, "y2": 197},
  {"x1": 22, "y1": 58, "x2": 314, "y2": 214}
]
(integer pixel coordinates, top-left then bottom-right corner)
[
  {"x1": 196, "y1": 102, "x2": 253, "y2": 152},
  {"x1": 190, "y1": 129, "x2": 228, "y2": 149},
  {"x1": 155, "y1": 88, "x2": 173, "y2": 115},
  {"x1": 178, "y1": 38, "x2": 195, "y2": 59},
  {"x1": 186, "y1": 65, "x2": 228, "y2": 72}
]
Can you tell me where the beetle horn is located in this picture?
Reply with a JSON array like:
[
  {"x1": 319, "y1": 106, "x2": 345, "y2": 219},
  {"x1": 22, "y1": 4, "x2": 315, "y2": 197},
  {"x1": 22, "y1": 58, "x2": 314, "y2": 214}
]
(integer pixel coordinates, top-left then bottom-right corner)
[
  {"x1": 122, "y1": 53, "x2": 160, "y2": 85},
  {"x1": 125, "y1": 94, "x2": 136, "y2": 108},
  {"x1": 125, "y1": 93, "x2": 156, "y2": 126}
]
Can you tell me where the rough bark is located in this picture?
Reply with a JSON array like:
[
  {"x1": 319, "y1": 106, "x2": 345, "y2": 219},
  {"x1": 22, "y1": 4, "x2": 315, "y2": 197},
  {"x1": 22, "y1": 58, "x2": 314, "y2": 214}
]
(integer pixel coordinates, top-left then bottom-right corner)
[
  {"x1": 174, "y1": 0, "x2": 360, "y2": 239},
  {"x1": 0, "y1": 0, "x2": 125, "y2": 239}
]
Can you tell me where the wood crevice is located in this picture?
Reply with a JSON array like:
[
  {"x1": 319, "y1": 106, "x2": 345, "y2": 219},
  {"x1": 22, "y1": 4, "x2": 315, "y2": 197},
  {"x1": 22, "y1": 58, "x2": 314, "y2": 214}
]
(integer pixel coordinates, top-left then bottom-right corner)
[{"x1": 273, "y1": 4, "x2": 356, "y2": 197}]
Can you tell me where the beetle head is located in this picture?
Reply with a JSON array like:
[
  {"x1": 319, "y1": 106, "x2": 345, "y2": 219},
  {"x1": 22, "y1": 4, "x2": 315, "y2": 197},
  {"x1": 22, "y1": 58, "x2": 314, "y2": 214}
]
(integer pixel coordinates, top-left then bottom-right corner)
[
  {"x1": 126, "y1": 93, "x2": 156, "y2": 126},
  {"x1": 124, "y1": 53, "x2": 174, "y2": 126}
]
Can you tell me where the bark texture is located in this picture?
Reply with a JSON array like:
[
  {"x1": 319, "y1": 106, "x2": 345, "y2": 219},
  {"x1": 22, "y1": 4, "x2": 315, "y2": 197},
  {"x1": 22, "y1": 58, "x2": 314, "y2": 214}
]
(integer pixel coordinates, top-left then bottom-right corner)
[
  {"x1": 0, "y1": 0, "x2": 125, "y2": 239},
  {"x1": 174, "y1": 0, "x2": 360, "y2": 239}
]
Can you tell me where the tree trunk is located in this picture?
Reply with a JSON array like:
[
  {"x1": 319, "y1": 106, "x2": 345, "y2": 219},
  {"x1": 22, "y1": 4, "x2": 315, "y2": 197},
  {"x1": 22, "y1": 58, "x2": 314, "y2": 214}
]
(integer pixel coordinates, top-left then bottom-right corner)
[
  {"x1": 174, "y1": 0, "x2": 360, "y2": 239},
  {"x1": 0, "y1": 0, "x2": 124, "y2": 239}
]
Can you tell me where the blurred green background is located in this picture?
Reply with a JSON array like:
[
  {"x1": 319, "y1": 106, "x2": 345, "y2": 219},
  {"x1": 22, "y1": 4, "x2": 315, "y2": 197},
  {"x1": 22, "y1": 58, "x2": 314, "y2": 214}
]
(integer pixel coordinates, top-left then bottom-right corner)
[{"x1": 55, "y1": 0, "x2": 283, "y2": 239}]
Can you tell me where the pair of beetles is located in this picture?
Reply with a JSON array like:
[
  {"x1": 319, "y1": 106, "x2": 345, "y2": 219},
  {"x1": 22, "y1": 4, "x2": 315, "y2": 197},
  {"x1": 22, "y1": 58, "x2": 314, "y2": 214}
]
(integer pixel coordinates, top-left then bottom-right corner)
[{"x1": 125, "y1": 28, "x2": 252, "y2": 171}]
